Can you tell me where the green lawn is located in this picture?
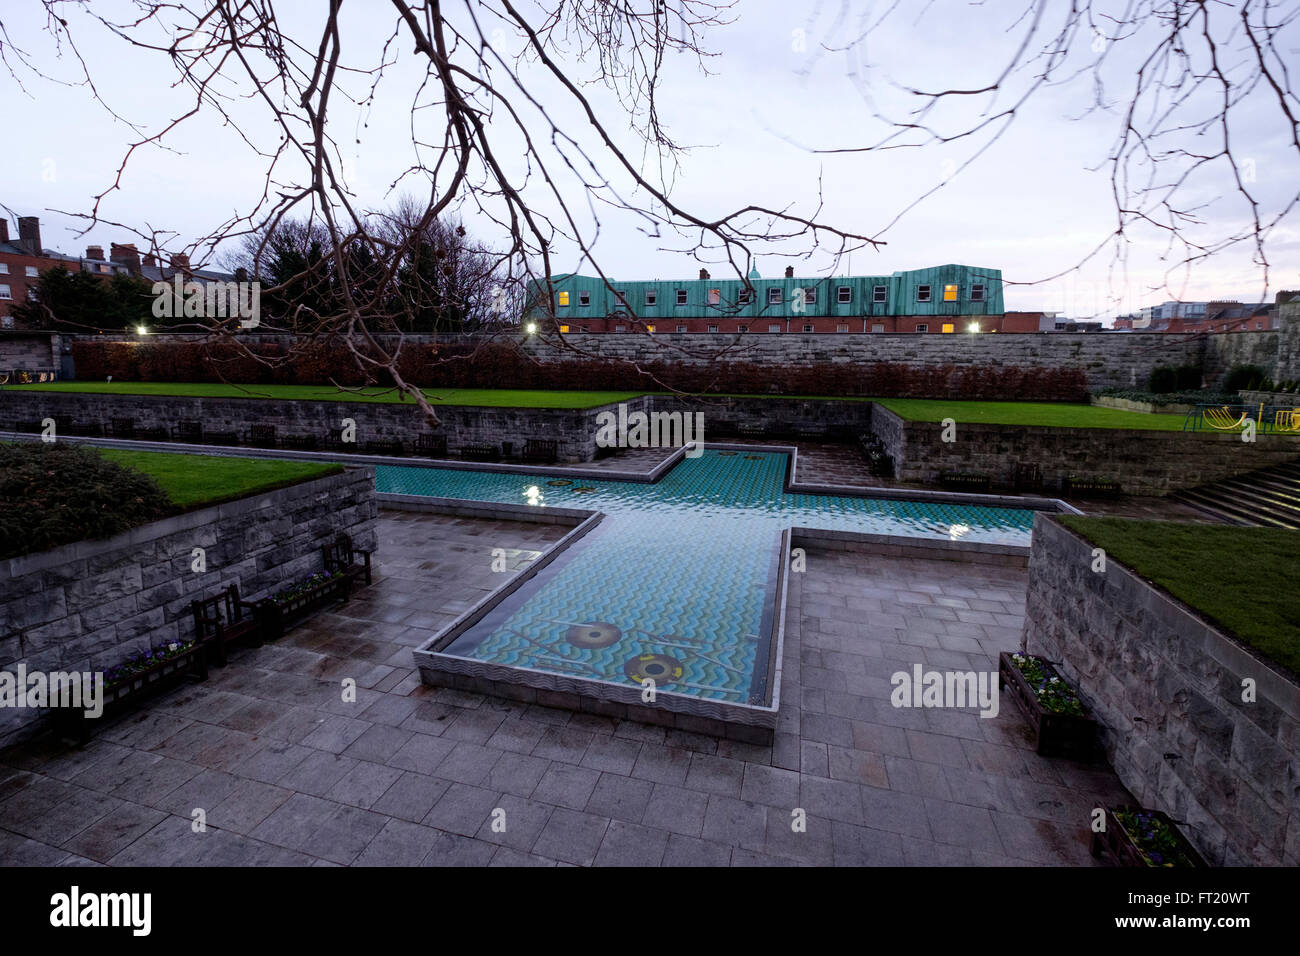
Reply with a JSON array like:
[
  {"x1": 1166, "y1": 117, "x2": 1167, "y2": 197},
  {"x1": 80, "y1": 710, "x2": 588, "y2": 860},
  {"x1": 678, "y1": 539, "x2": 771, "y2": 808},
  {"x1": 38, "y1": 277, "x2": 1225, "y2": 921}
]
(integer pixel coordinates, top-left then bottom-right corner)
[
  {"x1": 8, "y1": 382, "x2": 641, "y2": 409},
  {"x1": 1060, "y1": 516, "x2": 1300, "y2": 676},
  {"x1": 100, "y1": 449, "x2": 342, "y2": 509},
  {"x1": 872, "y1": 398, "x2": 1194, "y2": 431}
]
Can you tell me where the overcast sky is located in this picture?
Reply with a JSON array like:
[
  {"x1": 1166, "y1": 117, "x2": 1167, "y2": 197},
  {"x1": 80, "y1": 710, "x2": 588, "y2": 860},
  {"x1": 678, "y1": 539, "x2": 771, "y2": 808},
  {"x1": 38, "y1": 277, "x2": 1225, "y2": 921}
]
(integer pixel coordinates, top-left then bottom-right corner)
[{"x1": 4, "y1": 0, "x2": 1297, "y2": 321}]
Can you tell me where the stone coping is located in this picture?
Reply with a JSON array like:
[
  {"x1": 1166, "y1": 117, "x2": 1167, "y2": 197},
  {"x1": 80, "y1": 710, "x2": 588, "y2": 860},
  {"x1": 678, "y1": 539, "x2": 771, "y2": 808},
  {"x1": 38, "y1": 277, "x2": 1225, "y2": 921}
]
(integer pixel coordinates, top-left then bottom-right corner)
[
  {"x1": 1037, "y1": 514, "x2": 1300, "y2": 720},
  {"x1": 791, "y1": 526, "x2": 1029, "y2": 567},
  {"x1": 3, "y1": 466, "x2": 371, "y2": 579}
]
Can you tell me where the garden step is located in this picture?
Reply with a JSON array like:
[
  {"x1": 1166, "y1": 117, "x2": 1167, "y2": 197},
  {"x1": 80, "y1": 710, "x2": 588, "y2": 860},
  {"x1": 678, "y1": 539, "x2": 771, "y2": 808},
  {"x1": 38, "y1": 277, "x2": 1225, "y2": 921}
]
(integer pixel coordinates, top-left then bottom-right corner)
[{"x1": 1174, "y1": 487, "x2": 1300, "y2": 530}]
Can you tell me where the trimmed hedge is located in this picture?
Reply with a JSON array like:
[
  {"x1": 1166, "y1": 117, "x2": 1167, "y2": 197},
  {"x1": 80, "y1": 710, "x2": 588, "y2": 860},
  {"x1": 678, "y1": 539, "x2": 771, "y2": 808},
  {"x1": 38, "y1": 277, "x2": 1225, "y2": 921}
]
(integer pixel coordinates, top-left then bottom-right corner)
[
  {"x1": 0, "y1": 443, "x2": 173, "y2": 560},
  {"x1": 69, "y1": 339, "x2": 1089, "y2": 401}
]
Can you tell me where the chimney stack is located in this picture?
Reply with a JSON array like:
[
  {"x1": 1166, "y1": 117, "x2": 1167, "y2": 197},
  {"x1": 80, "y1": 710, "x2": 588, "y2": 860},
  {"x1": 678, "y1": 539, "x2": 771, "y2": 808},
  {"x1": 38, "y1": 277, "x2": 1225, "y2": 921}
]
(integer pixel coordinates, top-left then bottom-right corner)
[
  {"x1": 109, "y1": 242, "x2": 141, "y2": 274},
  {"x1": 698, "y1": 268, "x2": 710, "y2": 280},
  {"x1": 142, "y1": 253, "x2": 157, "y2": 268},
  {"x1": 86, "y1": 245, "x2": 104, "y2": 261},
  {"x1": 0, "y1": 219, "x2": 8, "y2": 244},
  {"x1": 784, "y1": 265, "x2": 794, "y2": 279},
  {"x1": 17, "y1": 217, "x2": 42, "y2": 257},
  {"x1": 170, "y1": 253, "x2": 190, "y2": 271}
]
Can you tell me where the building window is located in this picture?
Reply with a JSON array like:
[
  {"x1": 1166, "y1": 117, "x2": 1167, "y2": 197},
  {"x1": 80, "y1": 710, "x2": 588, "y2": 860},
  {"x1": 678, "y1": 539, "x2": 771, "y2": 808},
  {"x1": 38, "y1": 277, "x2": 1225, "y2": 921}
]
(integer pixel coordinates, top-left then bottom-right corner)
[
  {"x1": 578, "y1": 291, "x2": 590, "y2": 306},
  {"x1": 837, "y1": 286, "x2": 852, "y2": 304},
  {"x1": 767, "y1": 288, "x2": 782, "y2": 305},
  {"x1": 872, "y1": 285, "x2": 887, "y2": 303},
  {"x1": 580, "y1": 325, "x2": 589, "y2": 332},
  {"x1": 917, "y1": 285, "x2": 932, "y2": 302},
  {"x1": 738, "y1": 288, "x2": 753, "y2": 305},
  {"x1": 0, "y1": 284, "x2": 11, "y2": 300},
  {"x1": 836, "y1": 323, "x2": 849, "y2": 332},
  {"x1": 645, "y1": 290, "x2": 657, "y2": 307},
  {"x1": 646, "y1": 324, "x2": 655, "y2": 332},
  {"x1": 25, "y1": 266, "x2": 38, "y2": 278},
  {"x1": 941, "y1": 323, "x2": 954, "y2": 333},
  {"x1": 768, "y1": 324, "x2": 781, "y2": 333},
  {"x1": 943, "y1": 284, "x2": 958, "y2": 302},
  {"x1": 557, "y1": 291, "x2": 570, "y2": 307},
  {"x1": 872, "y1": 323, "x2": 885, "y2": 333},
  {"x1": 916, "y1": 323, "x2": 928, "y2": 333},
  {"x1": 707, "y1": 288, "x2": 721, "y2": 305},
  {"x1": 802, "y1": 324, "x2": 814, "y2": 333},
  {"x1": 737, "y1": 324, "x2": 748, "y2": 332},
  {"x1": 970, "y1": 284, "x2": 986, "y2": 302},
  {"x1": 615, "y1": 324, "x2": 626, "y2": 332},
  {"x1": 676, "y1": 324, "x2": 688, "y2": 333},
  {"x1": 676, "y1": 289, "x2": 688, "y2": 305},
  {"x1": 0, "y1": 263, "x2": 8, "y2": 274},
  {"x1": 559, "y1": 324, "x2": 570, "y2": 333},
  {"x1": 803, "y1": 287, "x2": 817, "y2": 305},
  {"x1": 1, "y1": 315, "x2": 12, "y2": 329},
  {"x1": 1256, "y1": 322, "x2": 1263, "y2": 330},
  {"x1": 707, "y1": 324, "x2": 718, "y2": 333}
]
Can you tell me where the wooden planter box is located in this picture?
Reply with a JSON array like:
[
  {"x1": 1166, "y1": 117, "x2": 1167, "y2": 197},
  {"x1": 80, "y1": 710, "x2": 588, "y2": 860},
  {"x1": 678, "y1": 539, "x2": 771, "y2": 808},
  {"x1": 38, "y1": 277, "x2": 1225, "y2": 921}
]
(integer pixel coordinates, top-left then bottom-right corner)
[
  {"x1": 1091, "y1": 806, "x2": 1208, "y2": 867},
  {"x1": 1064, "y1": 476, "x2": 1122, "y2": 498},
  {"x1": 259, "y1": 574, "x2": 351, "y2": 639},
  {"x1": 939, "y1": 471, "x2": 991, "y2": 492},
  {"x1": 998, "y1": 652, "x2": 1098, "y2": 758},
  {"x1": 55, "y1": 642, "x2": 208, "y2": 743}
]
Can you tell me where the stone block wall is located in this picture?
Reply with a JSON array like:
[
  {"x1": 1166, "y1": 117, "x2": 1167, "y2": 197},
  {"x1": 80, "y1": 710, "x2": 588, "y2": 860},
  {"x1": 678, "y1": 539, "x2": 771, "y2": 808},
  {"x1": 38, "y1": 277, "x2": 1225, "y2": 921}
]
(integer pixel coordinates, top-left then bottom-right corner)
[
  {"x1": 0, "y1": 390, "x2": 621, "y2": 463},
  {"x1": 1022, "y1": 515, "x2": 1300, "y2": 866},
  {"x1": 870, "y1": 404, "x2": 1300, "y2": 494},
  {"x1": 0, "y1": 467, "x2": 376, "y2": 745}
]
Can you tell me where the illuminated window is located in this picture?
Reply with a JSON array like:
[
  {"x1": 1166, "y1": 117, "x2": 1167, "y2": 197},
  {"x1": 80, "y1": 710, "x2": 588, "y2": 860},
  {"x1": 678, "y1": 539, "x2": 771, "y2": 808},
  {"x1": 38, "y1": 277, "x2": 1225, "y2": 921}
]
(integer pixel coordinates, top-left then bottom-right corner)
[
  {"x1": 970, "y1": 284, "x2": 986, "y2": 302},
  {"x1": 941, "y1": 323, "x2": 954, "y2": 333},
  {"x1": 837, "y1": 286, "x2": 852, "y2": 304},
  {"x1": 578, "y1": 291, "x2": 590, "y2": 306},
  {"x1": 943, "y1": 284, "x2": 958, "y2": 302},
  {"x1": 676, "y1": 290, "x2": 688, "y2": 305},
  {"x1": 646, "y1": 324, "x2": 655, "y2": 333},
  {"x1": 559, "y1": 324, "x2": 569, "y2": 333},
  {"x1": 557, "y1": 291, "x2": 570, "y2": 307},
  {"x1": 768, "y1": 288, "x2": 782, "y2": 305},
  {"x1": 917, "y1": 285, "x2": 932, "y2": 302},
  {"x1": 872, "y1": 285, "x2": 887, "y2": 303},
  {"x1": 707, "y1": 288, "x2": 721, "y2": 305}
]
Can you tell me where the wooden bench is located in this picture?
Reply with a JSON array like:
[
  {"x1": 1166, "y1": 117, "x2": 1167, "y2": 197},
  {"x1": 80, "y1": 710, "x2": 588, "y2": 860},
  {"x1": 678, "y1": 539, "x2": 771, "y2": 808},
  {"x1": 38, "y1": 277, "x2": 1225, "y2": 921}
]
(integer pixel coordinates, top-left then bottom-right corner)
[
  {"x1": 172, "y1": 420, "x2": 204, "y2": 443},
  {"x1": 203, "y1": 429, "x2": 240, "y2": 446},
  {"x1": 414, "y1": 433, "x2": 448, "y2": 458},
  {"x1": 136, "y1": 425, "x2": 170, "y2": 442},
  {"x1": 322, "y1": 532, "x2": 372, "y2": 587},
  {"x1": 280, "y1": 434, "x2": 319, "y2": 450},
  {"x1": 1013, "y1": 462, "x2": 1042, "y2": 492},
  {"x1": 522, "y1": 438, "x2": 559, "y2": 463},
  {"x1": 939, "y1": 471, "x2": 992, "y2": 492},
  {"x1": 737, "y1": 422, "x2": 766, "y2": 437},
  {"x1": 460, "y1": 442, "x2": 499, "y2": 462},
  {"x1": 191, "y1": 584, "x2": 267, "y2": 666},
  {"x1": 245, "y1": 423, "x2": 278, "y2": 448},
  {"x1": 362, "y1": 438, "x2": 405, "y2": 456},
  {"x1": 107, "y1": 417, "x2": 136, "y2": 439}
]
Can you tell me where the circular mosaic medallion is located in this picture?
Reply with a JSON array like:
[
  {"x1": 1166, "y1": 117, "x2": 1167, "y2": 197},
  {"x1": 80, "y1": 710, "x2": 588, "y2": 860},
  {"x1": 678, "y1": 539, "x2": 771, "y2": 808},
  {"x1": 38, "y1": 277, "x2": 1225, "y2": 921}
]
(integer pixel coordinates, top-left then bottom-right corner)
[
  {"x1": 624, "y1": 653, "x2": 684, "y2": 686},
  {"x1": 564, "y1": 621, "x2": 622, "y2": 649}
]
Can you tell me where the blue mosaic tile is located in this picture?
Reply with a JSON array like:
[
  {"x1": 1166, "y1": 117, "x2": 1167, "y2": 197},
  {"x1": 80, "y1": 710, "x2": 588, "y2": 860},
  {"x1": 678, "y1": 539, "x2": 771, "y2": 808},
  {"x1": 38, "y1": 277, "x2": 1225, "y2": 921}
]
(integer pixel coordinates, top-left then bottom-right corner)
[{"x1": 377, "y1": 451, "x2": 1034, "y2": 704}]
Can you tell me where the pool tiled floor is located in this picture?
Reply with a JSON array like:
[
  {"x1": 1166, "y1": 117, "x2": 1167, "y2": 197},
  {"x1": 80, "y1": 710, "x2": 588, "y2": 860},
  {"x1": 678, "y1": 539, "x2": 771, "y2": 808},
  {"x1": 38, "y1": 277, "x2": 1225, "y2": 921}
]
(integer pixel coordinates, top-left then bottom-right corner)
[{"x1": 0, "y1": 511, "x2": 1131, "y2": 866}]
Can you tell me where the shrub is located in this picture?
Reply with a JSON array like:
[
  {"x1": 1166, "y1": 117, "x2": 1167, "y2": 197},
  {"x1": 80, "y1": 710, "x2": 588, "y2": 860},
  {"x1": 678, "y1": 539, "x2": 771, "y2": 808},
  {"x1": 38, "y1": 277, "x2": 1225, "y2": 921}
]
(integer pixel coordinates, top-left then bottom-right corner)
[
  {"x1": 0, "y1": 443, "x2": 172, "y2": 560},
  {"x1": 1223, "y1": 364, "x2": 1268, "y2": 392},
  {"x1": 1174, "y1": 364, "x2": 1202, "y2": 390},
  {"x1": 1147, "y1": 365, "x2": 1178, "y2": 393}
]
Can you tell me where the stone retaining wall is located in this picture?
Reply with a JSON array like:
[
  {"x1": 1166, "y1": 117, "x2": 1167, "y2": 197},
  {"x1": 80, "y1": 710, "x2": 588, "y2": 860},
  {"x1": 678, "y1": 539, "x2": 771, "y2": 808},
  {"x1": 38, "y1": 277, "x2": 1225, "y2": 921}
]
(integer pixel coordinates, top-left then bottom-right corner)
[
  {"x1": 1021, "y1": 515, "x2": 1300, "y2": 866},
  {"x1": 869, "y1": 404, "x2": 1300, "y2": 494},
  {"x1": 0, "y1": 467, "x2": 376, "y2": 745},
  {"x1": 0, "y1": 390, "x2": 626, "y2": 463}
]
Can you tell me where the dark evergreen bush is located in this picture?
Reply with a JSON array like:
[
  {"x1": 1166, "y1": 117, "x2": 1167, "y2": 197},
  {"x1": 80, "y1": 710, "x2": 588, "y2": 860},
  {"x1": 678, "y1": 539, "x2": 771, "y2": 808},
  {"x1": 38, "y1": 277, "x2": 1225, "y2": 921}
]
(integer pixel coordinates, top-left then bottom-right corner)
[{"x1": 0, "y1": 443, "x2": 172, "y2": 560}]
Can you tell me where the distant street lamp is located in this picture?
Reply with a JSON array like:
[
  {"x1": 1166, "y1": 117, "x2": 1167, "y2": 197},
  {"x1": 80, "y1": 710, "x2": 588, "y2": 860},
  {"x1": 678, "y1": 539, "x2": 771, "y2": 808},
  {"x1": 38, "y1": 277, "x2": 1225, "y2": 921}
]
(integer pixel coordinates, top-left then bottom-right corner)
[
  {"x1": 967, "y1": 321, "x2": 981, "y2": 334},
  {"x1": 525, "y1": 322, "x2": 537, "y2": 335}
]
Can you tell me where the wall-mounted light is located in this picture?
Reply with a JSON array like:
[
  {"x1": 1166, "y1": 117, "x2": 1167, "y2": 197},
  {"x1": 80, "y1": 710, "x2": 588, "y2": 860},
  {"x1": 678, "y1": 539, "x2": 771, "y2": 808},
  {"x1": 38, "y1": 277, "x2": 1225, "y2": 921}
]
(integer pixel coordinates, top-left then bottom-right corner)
[
  {"x1": 967, "y1": 321, "x2": 980, "y2": 334},
  {"x1": 524, "y1": 322, "x2": 537, "y2": 335},
  {"x1": 135, "y1": 325, "x2": 149, "y2": 336}
]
